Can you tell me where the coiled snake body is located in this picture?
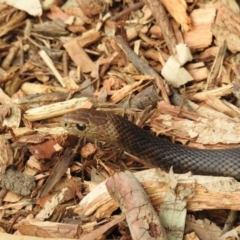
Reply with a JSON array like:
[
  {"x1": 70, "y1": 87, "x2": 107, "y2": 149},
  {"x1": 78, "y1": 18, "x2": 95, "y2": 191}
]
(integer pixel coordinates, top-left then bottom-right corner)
[{"x1": 62, "y1": 109, "x2": 240, "y2": 180}]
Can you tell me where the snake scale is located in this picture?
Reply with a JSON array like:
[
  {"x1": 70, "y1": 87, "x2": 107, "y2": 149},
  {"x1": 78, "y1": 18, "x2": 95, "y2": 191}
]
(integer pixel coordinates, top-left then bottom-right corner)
[{"x1": 61, "y1": 108, "x2": 240, "y2": 180}]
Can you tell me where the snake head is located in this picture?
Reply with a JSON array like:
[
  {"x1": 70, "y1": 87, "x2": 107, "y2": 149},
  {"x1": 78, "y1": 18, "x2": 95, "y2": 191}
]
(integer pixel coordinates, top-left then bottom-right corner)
[{"x1": 61, "y1": 109, "x2": 120, "y2": 143}]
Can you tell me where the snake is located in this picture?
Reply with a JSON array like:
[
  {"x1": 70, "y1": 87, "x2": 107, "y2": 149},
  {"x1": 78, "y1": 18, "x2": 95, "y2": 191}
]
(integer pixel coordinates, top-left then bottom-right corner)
[{"x1": 61, "y1": 108, "x2": 240, "y2": 180}]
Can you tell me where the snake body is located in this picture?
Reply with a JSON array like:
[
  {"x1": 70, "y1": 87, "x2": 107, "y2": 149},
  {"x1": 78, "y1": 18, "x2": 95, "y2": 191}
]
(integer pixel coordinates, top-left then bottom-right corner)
[{"x1": 62, "y1": 109, "x2": 240, "y2": 180}]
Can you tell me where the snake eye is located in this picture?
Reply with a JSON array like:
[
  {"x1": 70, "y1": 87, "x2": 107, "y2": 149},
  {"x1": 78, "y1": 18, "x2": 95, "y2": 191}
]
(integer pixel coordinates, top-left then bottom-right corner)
[{"x1": 76, "y1": 123, "x2": 86, "y2": 131}]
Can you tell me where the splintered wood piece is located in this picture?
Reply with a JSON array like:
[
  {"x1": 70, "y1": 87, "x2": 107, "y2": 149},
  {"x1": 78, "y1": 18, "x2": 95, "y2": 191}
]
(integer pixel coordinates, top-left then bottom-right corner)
[
  {"x1": 106, "y1": 171, "x2": 167, "y2": 239},
  {"x1": 183, "y1": 7, "x2": 216, "y2": 49},
  {"x1": 150, "y1": 102, "x2": 240, "y2": 145},
  {"x1": 212, "y1": 2, "x2": 240, "y2": 53},
  {"x1": 74, "y1": 169, "x2": 240, "y2": 221},
  {"x1": 0, "y1": 11, "x2": 27, "y2": 37},
  {"x1": 24, "y1": 97, "x2": 90, "y2": 121},
  {"x1": 215, "y1": 2, "x2": 240, "y2": 35},
  {"x1": 162, "y1": 0, "x2": 191, "y2": 32},
  {"x1": 39, "y1": 50, "x2": 65, "y2": 87},
  {"x1": 185, "y1": 62, "x2": 209, "y2": 82},
  {"x1": 144, "y1": 0, "x2": 177, "y2": 55},
  {"x1": 76, "y1": 30, "x2": 101, "y2": 47},
  {"x1": 211, "y1": 24, "x2": 240, "y2": 53},
  {"x1": 37, "y1": 148, "x2": 73, "y2": 197},
  {"x1": 64, "y1": 38, "x2": 96, "y2": 73},
  {"x1": 192, "y1": 83, "x2": 233, "y2": 102},
  {"x1": 205, "y1": 40, "x2": 227, "y2": 89}
]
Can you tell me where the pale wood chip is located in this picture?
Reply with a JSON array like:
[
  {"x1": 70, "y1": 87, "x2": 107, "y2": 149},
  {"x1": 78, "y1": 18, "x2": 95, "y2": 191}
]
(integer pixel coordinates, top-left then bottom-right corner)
[
  {"x1": 183, "y1": 7, "x2": 216, "y2": 49},
  {"x1": 150, "y1": 102, "x2": 240, "y2": 145},
  {"x1": 64, "y1": 38, "x2": 96, "y2": 73},
  {"x1": 162, "y1": 0, "x2": 191, "y2": 32}
]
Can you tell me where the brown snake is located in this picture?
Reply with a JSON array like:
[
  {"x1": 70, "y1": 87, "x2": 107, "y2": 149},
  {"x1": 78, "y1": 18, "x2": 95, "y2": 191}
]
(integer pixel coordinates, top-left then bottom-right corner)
[{"x1": 61, "y1": 108, "x2": 240, "y2": 180}]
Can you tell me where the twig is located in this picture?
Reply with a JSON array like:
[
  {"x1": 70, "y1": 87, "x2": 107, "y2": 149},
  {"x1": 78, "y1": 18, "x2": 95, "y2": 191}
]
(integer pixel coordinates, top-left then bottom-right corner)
[
  {"x1": 143, "y1": 0, "x2": 177, "y2": 55},
  {"x1": 111, "y1": 1, "x2": 144, "y2": 21}
]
